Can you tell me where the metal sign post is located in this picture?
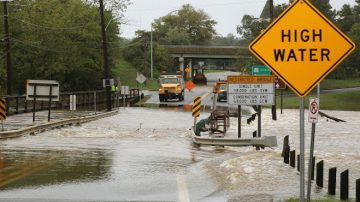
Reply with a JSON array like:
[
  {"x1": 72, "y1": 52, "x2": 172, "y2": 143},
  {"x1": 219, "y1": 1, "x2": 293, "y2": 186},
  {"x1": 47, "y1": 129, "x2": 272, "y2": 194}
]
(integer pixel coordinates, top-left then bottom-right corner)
[
  {"x1": 32, "y1": 84, "x2": 37, "y2": 122},
  {"x1": 238, "y1": 105, "x2": 241, "y2": 138},
  {"x1": 94, "y1": 91, "x2": 97, "y2": 115},
  {"x1": 0, "y1": 98, "x2": 6, "y2": 131},
  {"x1": 299, "y1": 98, "x2": 305, "y2": 201},
  {"x1": 121, "y1": 86, "x2": 129, "y2": 109},
  {"x1": 248, "y1": 0, "x2": 355, "y2": 200},
  {"x1": 26, "y1": 80, "x2": 60, "y2": 123},
  {"x1": 48, "y1": 85, "x2": 52, "y2": 122},
  {"x1": 307, "y1": 97, "x2": 319, "y2": 201},
  {"x1": 136, "y1": 73, "x2": 147, "y2": 106},
  {"x1": 192, "y1": 97, "x2": 201, "y2": 132}
]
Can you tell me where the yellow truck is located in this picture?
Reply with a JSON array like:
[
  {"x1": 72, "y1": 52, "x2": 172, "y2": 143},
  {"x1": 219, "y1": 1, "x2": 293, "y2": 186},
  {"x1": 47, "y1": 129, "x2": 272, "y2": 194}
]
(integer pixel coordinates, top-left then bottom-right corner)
[{"x1": 158, "y1": 73, "x2": 185, "y2": 102}]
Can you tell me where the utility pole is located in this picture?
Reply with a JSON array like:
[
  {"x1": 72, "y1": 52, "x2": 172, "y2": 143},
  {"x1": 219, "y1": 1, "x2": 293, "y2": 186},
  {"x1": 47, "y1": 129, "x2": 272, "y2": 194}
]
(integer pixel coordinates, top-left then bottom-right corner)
[
  {"x1": 150, "y1": 24, "x2": 153, "y2": 80},
  {"x1": 269, "y1": 0, "x2": 274, "y2": 22},
  {"x1": 98, "y1": 0, "x2": 111, "y2": 111},
  {"x1": 2, "y1": 0, "x2": 13, "y2": 95}
]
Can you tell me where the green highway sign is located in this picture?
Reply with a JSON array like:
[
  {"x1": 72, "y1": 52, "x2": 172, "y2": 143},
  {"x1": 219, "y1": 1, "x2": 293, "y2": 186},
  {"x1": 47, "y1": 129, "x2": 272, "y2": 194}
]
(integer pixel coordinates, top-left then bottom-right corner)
[{"x1": 252, "y1": 65, "x2": 271, "y2": 75}]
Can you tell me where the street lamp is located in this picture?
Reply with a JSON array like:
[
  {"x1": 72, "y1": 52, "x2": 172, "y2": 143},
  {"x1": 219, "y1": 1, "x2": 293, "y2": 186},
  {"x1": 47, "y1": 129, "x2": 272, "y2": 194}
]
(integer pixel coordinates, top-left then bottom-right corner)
[{"x1": 149, "y1": 10, "x2": 179, "y2": 80}]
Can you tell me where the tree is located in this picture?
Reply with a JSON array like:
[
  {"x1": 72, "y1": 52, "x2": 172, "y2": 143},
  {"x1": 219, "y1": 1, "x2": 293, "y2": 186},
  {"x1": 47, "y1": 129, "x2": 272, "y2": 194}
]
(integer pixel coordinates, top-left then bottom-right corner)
[
  {"x1": 308, "y1": 0, "x2": 336, "y2": 21},
  {"x1": 123, "y1": 4, "x2": 217, "y2": 76},
  {"x1": 336, "y1": 4, "x2": 356, "y2": 33},
  {"x1": 122, "y1": 30, "x2": 173, "y2": 77},
  {"x1": 0, "y1": 0, "x2": 127, "y2": 93},
  {"x1": 152, "y1": 4, "x2": 217, "y2": 45},
  {"x1": 211, "y1": 34, "x2": 248, "y2": 46},
  {"x1": 236, "y1": 4, "x2": 287, "y2": 41}
]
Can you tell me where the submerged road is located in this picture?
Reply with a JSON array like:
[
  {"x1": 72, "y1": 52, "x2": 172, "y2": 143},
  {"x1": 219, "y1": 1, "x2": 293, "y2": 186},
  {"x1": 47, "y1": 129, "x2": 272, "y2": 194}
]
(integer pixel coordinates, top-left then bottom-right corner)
[
  {"x1": 0, "y1": 107, "x2": 359, "y2": 201},
  {"x1": 0, "y1": 72, "x2": 359, "y2": 201}
]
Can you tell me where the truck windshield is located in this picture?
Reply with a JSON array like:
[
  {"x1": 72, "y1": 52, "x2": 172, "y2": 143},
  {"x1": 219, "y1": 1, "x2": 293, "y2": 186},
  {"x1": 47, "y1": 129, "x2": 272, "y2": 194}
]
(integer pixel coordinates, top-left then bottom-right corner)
[{"x1": 160, "y1": 78, "x2": 179, "y2": 84}]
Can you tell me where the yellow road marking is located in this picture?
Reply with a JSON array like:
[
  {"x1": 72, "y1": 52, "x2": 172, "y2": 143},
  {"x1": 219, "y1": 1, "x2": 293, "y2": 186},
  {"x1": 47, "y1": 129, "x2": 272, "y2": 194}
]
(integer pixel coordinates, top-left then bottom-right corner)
[{"x1": 0, "y1": 158, "x2": 57, "y2": 188}]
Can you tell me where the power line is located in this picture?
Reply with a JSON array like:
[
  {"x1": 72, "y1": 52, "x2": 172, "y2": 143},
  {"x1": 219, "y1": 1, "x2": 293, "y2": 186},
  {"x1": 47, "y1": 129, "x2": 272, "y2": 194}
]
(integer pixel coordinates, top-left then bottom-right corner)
[{"x1": 9, "y1": 16, "x2": 93, "y2": 31}]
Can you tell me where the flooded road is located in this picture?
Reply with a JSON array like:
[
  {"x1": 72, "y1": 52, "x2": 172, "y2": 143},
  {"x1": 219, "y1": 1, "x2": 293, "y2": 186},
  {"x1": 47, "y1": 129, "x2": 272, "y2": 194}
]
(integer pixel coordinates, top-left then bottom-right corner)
[{"x1": 0, "y1": 107, "x2": 359, "y2": 201}]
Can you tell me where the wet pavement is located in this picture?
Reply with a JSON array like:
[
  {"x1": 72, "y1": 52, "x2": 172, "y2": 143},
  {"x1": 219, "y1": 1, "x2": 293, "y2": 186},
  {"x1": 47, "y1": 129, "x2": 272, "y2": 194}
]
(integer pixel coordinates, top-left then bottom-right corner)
[
  {"x1": 0, "y1": 106, "x2": 359, "y2": 201},
  {"x1": 0, "y1": 110, "x2": 101, "y2": 132}
]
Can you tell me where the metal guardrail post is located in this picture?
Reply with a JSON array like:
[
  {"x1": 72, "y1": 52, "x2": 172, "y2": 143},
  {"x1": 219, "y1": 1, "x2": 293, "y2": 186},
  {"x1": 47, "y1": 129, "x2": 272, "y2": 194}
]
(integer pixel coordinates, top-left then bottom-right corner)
[{"x1": 356, "y1": 178, "x2": 360, "y2": 202}]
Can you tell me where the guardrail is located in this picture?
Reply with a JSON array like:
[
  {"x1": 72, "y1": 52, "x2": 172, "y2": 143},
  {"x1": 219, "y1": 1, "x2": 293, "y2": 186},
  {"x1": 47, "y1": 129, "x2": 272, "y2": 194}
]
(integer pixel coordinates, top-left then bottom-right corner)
[{"x1": 0, "y1": 89, "x2": 140, "y2": 115}]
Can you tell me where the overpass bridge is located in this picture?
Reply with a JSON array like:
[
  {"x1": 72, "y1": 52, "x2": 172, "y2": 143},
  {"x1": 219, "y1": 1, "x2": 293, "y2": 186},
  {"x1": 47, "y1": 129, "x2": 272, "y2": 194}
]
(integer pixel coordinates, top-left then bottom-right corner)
[
  {"x1": 163, "y1": 45, "x2": 250, "y2": 59},
  {"x1": 162, "y1": 45, "x2": 251, "y2": 81}
]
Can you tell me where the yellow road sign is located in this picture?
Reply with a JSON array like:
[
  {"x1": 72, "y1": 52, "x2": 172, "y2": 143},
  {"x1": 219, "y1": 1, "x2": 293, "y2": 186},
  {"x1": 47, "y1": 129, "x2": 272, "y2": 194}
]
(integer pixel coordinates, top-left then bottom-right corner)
[
  {"x1": 192, "y1": 97, "x2": 201, "y2": 117},
  {"x1": 0, "y1": 98, "x2": 6, "y2": 120},
  {"x1": 249, "y1": 0, "x2": 355, "y2": 97}
]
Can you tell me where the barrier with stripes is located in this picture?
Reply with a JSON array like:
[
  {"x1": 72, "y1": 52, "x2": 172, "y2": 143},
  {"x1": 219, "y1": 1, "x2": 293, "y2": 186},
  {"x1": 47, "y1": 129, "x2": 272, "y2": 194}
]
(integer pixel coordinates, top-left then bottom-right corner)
[
  {"x1": 0, "y1": 98, "x2": 6, "y2": 120},
  {"x1": 192, "y1": 97, "x2": 201, "y2": 117}
]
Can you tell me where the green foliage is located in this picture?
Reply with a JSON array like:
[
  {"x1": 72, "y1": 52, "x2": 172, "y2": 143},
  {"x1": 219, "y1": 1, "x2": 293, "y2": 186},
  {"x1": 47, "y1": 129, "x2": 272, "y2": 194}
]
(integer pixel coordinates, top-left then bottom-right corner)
[
  {"x1": 0, "y1": 0, "x2": 128, "y2": 94},
  {"x1": 210, "y1": 34, "x2": 248, "y2": 46},
  {"x1": 152, "y1": 4, "x2": 217, "y2": 45},
  {"x1": 123, "y1": 3, "x2": 218, "y2": 76},
  {"x1": 237, "y1": 1, "x2": 360, "y2": 80}
]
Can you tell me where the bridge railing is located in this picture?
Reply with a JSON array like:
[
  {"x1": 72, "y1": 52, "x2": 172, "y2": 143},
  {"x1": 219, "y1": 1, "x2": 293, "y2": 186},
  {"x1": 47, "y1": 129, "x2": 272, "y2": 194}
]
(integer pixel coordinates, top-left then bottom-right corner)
[{"x1": 1, "y1": 89, "x2": 140, "y2": 115}]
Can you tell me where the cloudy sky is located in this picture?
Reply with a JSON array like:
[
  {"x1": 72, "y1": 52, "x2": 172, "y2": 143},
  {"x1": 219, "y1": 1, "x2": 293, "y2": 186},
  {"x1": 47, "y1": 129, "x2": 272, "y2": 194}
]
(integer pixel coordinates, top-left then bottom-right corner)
[{"x1": 120, "y1": 0, "x2": 356, "y2": 39}]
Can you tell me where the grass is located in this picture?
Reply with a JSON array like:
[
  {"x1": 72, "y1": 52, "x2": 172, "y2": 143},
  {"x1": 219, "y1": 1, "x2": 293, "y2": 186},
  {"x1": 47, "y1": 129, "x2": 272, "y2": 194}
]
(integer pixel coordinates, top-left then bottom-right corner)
[
  {"x1": 204, "y1": 69, "x2": 228, "y2": 74},
  {"x1": 112, "y1": 58, "x2": 159, "y2": 91},
  {"x1": 320, "y1": 79, "x2": 360, "y2": 90},
  {"x1": 277, "y1": 91, "x2": 360, "y2": 111}
]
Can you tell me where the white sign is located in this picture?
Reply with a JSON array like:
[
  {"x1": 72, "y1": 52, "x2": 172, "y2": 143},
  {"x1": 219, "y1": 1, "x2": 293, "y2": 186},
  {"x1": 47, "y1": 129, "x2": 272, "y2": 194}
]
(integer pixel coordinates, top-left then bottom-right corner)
[
  {"x1": 308, "y1": 98, "x2": 320, "y2": 123},
  {"x1": 228, "y1": 84, "x2": 274, "y2": 94},
  {"x1": 136, "y1": 74, "x2": 147, "y2": 84},
  {"x1": 26, "y1": 80, "x2": 59, "y2": 101},
  {"x1": 227, "y1": 76, "x2": 275, "y2": 106},
  {"x1": 120, "y1": 86, "x2": 129, "y2": 95}
]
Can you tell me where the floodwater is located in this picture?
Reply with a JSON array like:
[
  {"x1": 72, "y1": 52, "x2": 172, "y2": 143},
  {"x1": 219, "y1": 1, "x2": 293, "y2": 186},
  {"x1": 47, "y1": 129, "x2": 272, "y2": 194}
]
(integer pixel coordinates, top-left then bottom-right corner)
[{"x1": 0, "y1": 107, "x2": 359, "y2": 202}]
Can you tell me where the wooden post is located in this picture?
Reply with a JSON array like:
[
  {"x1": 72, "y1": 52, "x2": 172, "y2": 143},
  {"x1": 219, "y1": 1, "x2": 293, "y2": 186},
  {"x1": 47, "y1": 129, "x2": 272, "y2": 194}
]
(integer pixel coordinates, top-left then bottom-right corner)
[
  {"x1": 238, "y1": 105, "x2": 241, "y2": 138},
  {"x1": 356, "y1": 178, "x2": 360, "y2": 202},
  {"x1": 283, "y1": 148, "x2": 289, "y2": 164},
  {"x1": 340, "y1": 170, "x2": 349, "y2": 201},
  {"x1": 32, "y1": 84, "x2": 37, "y2": 122},
  {"x1": 282, "y1": 135, "x2": 290, "y2": 164},
  {"x1": 290, "y1": 150, "x2": 296, "y2": 168},
  {"x1": 316, "y1": 160, "x2": 324, "y2": 188},
  {"x1": 297, "y1": 154, "x2": 300, "y2": 172},
  {"x1": 328, "y1": 167, "x2": 337, "y2": 195}
]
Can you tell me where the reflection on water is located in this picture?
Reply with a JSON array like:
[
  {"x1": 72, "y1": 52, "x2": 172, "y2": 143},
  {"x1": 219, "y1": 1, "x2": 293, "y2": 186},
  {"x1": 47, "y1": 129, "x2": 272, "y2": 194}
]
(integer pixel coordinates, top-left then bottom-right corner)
[
  {"x1": 0, "y1": 107, "x2": 359, "y2": 201},
  {"x1": 0, "y1": 149, "x2": 112, "y2": 190}
]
